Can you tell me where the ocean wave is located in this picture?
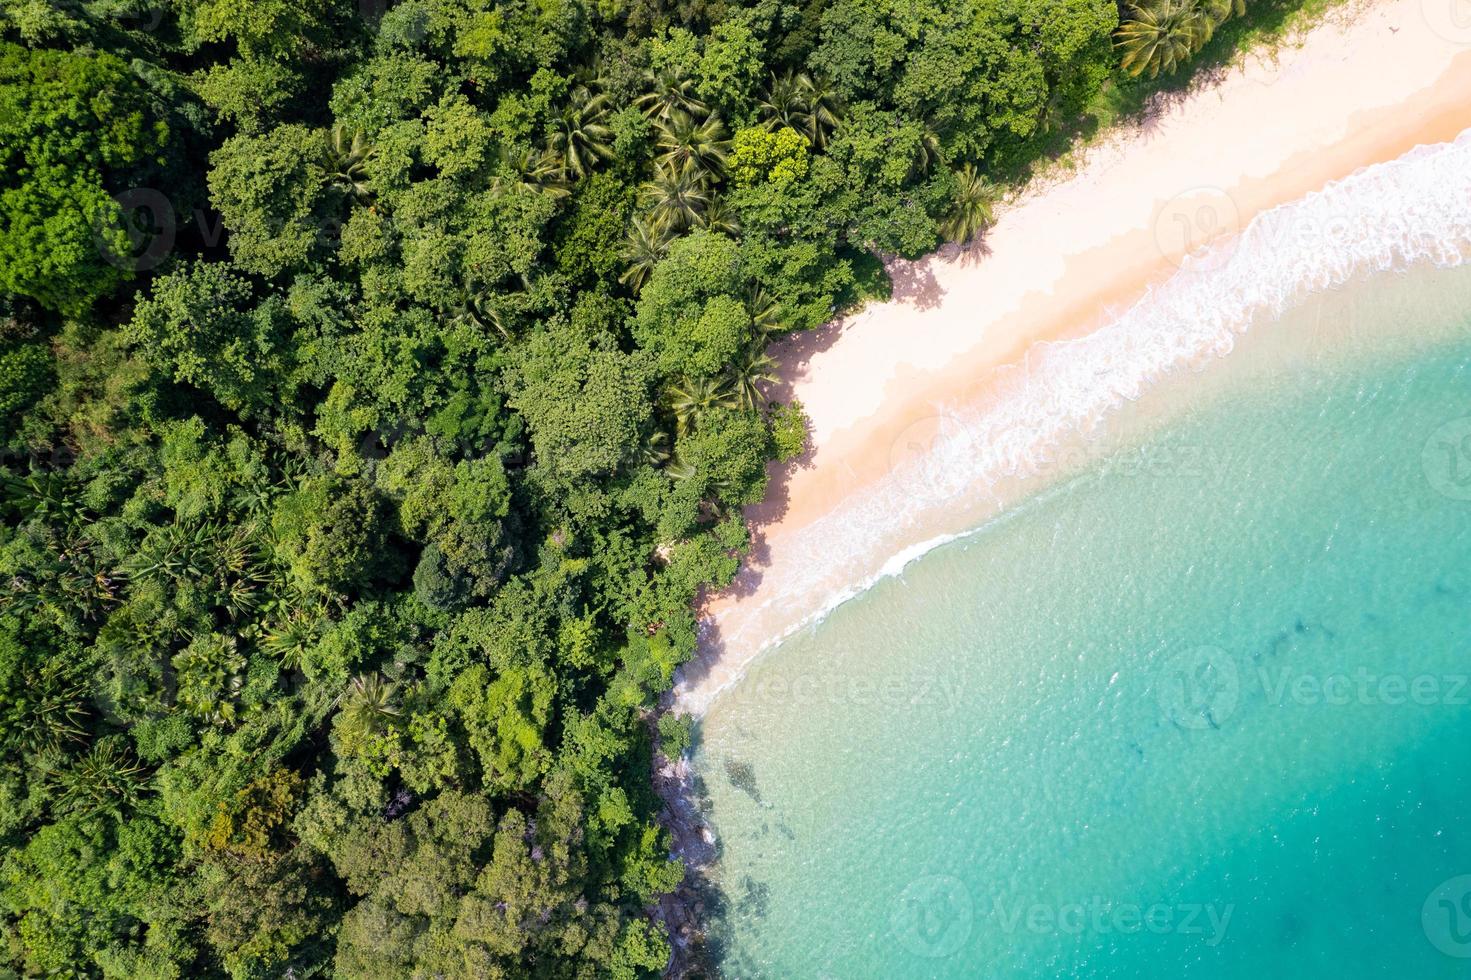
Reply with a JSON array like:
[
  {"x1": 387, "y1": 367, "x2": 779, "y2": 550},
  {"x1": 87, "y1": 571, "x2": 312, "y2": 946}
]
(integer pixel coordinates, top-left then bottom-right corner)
[{"x1": 677, "y1": 129, "x2": 1471, "y2": 716}]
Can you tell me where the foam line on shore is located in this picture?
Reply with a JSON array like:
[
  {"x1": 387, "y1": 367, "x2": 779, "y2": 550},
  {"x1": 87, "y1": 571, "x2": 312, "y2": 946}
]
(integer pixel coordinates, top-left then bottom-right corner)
[{"x1": 677, "y1": 129, "x2": 1471, "y2": 717}]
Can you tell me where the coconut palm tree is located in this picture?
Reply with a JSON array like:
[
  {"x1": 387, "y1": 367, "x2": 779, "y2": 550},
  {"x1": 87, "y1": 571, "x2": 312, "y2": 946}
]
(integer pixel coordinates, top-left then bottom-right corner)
[
  {"x1": 489, "y1": 145, "x2": 571, "y2": 200},
  {"x1": 727, "y1": 343, "x2": 778, "y2": 411},
  {"x1": 698, "y1": 196, "x2": 741, "y2": 237},
  {"x1": 655, "y1": 110, "x2": 731, "y2": 177},
  {"x1": 620, "y1": 216, "x2": 676, "y2": 293},
  {"x1": 449, "y1": 287, "x2": 512, "y2": 341},
  {"x1": 940, "y1": 164, "x2": 997, "y2": 245},
  {"x1": 666, "y1": 374, "x2": 736, "y2": 436},
  {"x1": 637, "y1": 68, "x2": 707, "y2": 121},
  {"x1": 798, "y1": 73, "x2": 844, "y2": 150},
  {"x1": 758, "y1": 71, "x2": 809, "y2": 132},
  {"x1": 324, "y1": 124, "x2": 373, "y2": 203},
  {"x1": 913, "y1": 123, "x2": 944, "y2": 178},
  {"x1": 1115, "y1": 0, "x2": 1214, "y2": 79},
  {"x1": 642, "y1": 162, "x2": 711, "y2": 232},
  {"x1": 745, "y1": 286, "x2": 789, "y2": 336},
  {"x1": 1204, "y1": 0, "x2": 1247, "y2": 23},
  {"x1": 547, "y1": 89, "x2": 614, "y2": 179}
]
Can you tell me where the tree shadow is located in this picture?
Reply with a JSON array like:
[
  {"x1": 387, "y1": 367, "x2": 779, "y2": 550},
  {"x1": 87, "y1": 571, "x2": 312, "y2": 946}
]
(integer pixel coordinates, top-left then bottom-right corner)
[
  {"x1": 938, "y1": 234, "x2": 994, "y2": 267},
  {"x1": 884, "y1": 254, "x2": 946, "y2": 310},
  {"x1": 680, "y1": 233, "x2": 999, "y2": 688}
]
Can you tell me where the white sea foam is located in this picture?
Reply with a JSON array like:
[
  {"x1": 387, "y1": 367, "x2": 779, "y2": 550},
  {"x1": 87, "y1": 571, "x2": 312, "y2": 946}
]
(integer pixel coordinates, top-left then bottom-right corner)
[{"x1": 677, "y1": 130, "x2": 1471, "y2": 716}]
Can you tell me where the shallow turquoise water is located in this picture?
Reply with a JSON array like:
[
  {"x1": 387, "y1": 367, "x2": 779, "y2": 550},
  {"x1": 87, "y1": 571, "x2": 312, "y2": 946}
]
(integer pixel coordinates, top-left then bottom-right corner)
[{"x1": 695, "y1": 262, "x2": 1471, "y2": 978}]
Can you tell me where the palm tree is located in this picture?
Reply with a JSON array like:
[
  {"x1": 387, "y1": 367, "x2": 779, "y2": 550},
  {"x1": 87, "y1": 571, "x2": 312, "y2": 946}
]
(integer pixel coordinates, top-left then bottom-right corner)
[
  {"x1": 655, "y1": 111, "x2": 731, "y2": 177},
  {"x1": 666, "y1": 374, "x2": 736, "y2": 436},
  {"x1": 639, "y1": 428, "x2": 672, "y2": 467},
  {"x1": 637, "y1": 68, "x2": 707, "y2": 121},
  {"x1": 338, "y1": 673, "x2": 400, "y2": 739},
  {"x1": 798, "y1": 74, "x2": 844, "y2": 150},
  {"x1": 665, "y1": 453, "x2": 696, "y2": 482},
  {"x1": 1115, "y1": 0, "x2": 1214, "y2": 79},
  {"x1": 698, "y1": 196, "x2": 741, "y2": 237},
  {"x1": 727, "y1": 343, "x2": 778, "y2": 411},
  {"x1": 173, "y1": 634, "x2": 246, "y2": 726},
  {"x1": 450, "y1": 289, "x2": 511, "y2": 341},
  {"x1": 3, "y1": 471, "x2": 88, "y2": 526},
  {"x1": 758, "y1": 72, "x2": 844, "y2": 149},
  {"x1": 5, "y1": 658, "x2": 86, "y2": 757},
  {"x1": 620, "y1": 216, "x2": 676, "y2": 293},
  {"x1": 324, "y1": 124, "x2": 373, "y2": 203},
  {"x1": 54, "y1": 738, "x2": 146, "y2": 819},
  {"x1": 940, "y1": 164, "x2": 997, "y2": 245},
  {"x1": 913, "y1": 123, "x2": 944, "y2": 178},
  {"x1": 1204, "y1": 0, "x2": 1247, "y2": 25},
  {"x1": 745, "y1": 286, "x2": 789, "y2": 336},
  {"x1": 758, "y1": 72, "x2": 809, "y2": 132},
  {"x1": 547, "y1": 89, "x2": 614, "y2": 179},
  {"x1": 489, "y1": 145, "x2": 571, "y2": 200},
  {"x1": 642, "y1": 163, "x2": 711, "y2": 232},
  {"x1": 261, "y1": 610, "x2": 323, "y2": 673}
]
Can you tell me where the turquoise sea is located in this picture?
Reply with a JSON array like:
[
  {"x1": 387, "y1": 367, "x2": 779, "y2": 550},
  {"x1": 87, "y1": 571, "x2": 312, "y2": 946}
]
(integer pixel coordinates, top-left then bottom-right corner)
[{"x1": 692, "y1": 253, "x2": 1471, "y2": 977}]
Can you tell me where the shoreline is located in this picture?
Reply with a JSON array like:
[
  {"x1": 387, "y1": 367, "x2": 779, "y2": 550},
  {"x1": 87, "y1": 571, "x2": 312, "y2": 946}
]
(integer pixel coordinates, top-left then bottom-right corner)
[{"x1": 672, "y1": 0, "x2": 1471, "y2": 717}]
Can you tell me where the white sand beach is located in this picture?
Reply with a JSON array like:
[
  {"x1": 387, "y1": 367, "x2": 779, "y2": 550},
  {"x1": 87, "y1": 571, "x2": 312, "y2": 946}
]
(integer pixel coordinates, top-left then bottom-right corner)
[{"x1": 674, "y1": 0, "x2": 1471, "y2": 714}]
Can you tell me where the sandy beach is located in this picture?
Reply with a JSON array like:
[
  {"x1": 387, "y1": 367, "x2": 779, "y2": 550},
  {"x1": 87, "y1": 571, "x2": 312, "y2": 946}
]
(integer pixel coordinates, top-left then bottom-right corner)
[{"x1": 673, "y1": 0, "x2": 1471, "y2": 714}]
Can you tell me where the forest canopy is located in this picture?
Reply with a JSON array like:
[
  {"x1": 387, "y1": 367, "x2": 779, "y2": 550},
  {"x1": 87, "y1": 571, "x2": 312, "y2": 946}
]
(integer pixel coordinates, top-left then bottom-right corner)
[{"x1": 0, "y1": 0, "x2": 1251, "y2": 975}]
